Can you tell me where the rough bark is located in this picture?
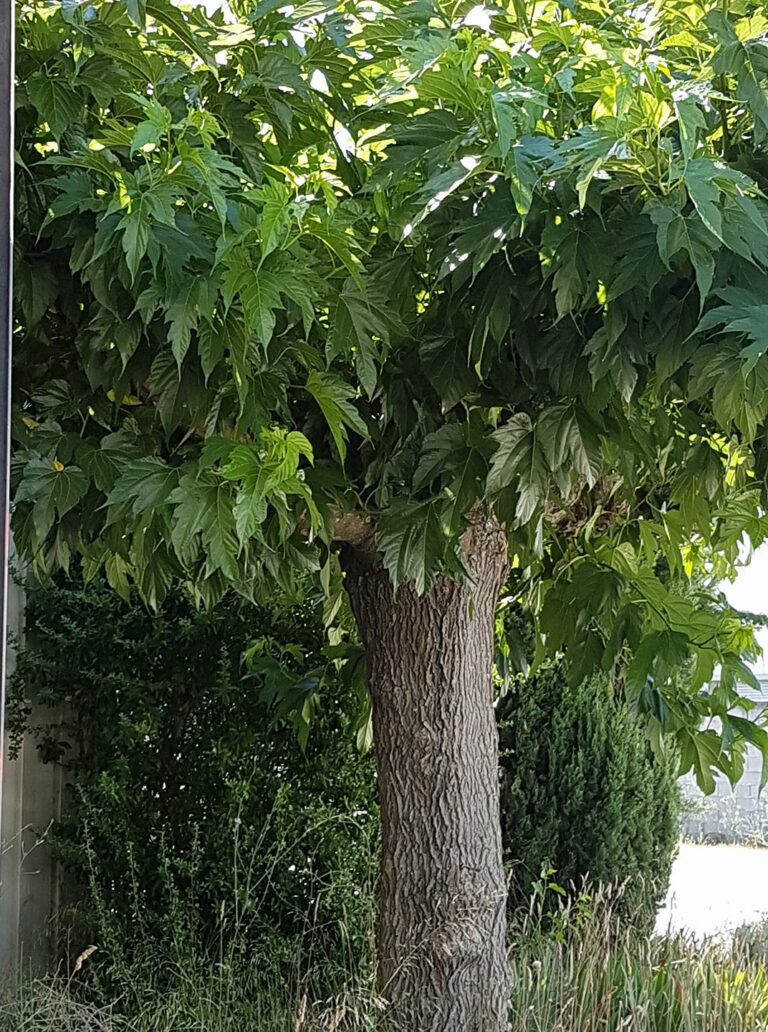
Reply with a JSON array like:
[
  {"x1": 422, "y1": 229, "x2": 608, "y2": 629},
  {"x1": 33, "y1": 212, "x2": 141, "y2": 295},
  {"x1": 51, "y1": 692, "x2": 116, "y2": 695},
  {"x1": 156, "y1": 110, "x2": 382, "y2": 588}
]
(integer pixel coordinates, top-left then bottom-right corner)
[{"x1": 341, "y1": 513, "x2": 510, "y2": 1032}]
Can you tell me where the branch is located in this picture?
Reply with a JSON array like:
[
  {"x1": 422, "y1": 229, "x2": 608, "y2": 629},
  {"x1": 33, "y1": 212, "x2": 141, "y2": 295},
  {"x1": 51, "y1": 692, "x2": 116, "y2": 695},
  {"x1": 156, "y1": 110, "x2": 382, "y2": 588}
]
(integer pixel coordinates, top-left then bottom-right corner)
[{"x1": 330, "y1": 511, "x2": 377, "y2": 551}]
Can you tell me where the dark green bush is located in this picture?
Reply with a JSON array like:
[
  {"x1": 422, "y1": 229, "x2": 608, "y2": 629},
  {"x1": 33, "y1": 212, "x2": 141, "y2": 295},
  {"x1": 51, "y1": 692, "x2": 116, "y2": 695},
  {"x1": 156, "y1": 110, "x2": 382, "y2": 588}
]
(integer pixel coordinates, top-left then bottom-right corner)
[
  {"x1": 498, "y1": 660, "x2": 680, "y2": 926},
  {"x1": 9, "y1": 578, "x2": 377, "y2": 987}
]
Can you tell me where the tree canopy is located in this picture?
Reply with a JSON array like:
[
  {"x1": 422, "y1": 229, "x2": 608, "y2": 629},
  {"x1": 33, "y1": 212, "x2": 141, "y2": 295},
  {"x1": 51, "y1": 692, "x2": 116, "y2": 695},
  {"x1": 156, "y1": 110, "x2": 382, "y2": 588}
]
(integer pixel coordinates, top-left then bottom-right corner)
[{"x1": 14, "y1": 0, "x2": 768, "y2": 787}]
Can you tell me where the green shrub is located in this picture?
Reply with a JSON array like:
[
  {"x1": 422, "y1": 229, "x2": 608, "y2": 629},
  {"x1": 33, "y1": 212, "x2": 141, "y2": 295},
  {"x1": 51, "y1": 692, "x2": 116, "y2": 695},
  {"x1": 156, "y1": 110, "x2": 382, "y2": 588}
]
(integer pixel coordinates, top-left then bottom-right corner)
[
  {"x1": 13, "y1": 575, "x2": 680, "y2": 1010},
  {"x1": 498, "y1": 660, "x2": 680, "y2": 925},
  {"x1": 9, "y1": 578, "x2": 377, "y2": 991}
]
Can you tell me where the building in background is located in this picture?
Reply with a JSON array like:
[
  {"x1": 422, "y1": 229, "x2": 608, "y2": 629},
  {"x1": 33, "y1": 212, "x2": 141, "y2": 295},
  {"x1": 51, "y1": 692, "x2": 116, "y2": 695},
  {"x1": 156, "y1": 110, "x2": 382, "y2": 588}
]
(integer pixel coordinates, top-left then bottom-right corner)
[{"x1": 682, "y1": 548, "x2": 768, "y2": 843}]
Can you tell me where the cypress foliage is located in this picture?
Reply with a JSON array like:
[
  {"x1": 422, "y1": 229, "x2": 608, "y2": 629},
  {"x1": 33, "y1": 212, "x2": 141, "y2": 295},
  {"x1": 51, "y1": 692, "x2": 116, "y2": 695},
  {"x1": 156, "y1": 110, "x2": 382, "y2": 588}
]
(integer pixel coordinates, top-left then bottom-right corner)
[{"x1": 498, "y1": 661, "x2": 679, "y2": 926}]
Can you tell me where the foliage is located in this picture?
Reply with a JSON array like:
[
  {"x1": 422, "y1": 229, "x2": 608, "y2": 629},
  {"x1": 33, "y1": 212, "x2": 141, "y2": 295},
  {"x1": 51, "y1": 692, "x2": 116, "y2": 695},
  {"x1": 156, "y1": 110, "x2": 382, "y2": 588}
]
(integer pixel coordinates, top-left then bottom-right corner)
[
  {"x1": 498, "y1": 659, "x2": 680, "y2": 927},
  {"x1": 14, "y1": 0, "x2": 768, "y2": 787},
  {"x1": 8, "y1": 902, "x2": 768, "y2": 1031},
  {"x1": 0, "y1": 962, "x2": 380, "y2": 1032},
  {"x1": 507, "y1": 900, "x2": 768, "y2": 1031},
  {"x1": 8, "y1": 577, "x2": 377, "y2": 976}
]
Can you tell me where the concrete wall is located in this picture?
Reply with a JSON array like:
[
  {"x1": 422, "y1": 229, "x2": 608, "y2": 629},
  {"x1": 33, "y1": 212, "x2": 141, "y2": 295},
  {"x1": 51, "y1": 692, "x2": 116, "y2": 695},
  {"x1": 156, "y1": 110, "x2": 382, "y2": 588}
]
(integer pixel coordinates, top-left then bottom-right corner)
[
  {"x1": 681, "y1": 690, "x2": 768, "y2": 844},
  {"x1": 0, "y1": 578, "x2": 62, "y2": 975}
]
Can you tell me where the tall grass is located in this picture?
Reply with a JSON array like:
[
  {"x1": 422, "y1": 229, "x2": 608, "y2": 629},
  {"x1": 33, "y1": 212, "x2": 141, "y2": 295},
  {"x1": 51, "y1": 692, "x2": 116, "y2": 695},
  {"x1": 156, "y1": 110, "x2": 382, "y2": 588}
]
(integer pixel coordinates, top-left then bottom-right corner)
[
  {"x1": 0, "y1": 943, "x2": 384, "y2": 1032},
  {"x1": 508, "y1": 894, "x2": 768, "y2": 1031},
  {"x1": 0, "y1": 968, "x2": 379, "y2": 1031},
  {"x1": 5, "y1": 906, "x2": 768, "y2": 1031}
]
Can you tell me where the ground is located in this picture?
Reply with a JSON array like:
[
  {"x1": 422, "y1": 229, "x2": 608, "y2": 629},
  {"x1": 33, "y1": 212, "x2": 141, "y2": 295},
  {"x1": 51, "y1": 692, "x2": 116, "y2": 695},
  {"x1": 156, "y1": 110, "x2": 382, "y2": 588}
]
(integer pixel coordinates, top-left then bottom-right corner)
[{"x1": 657, "y1": 842, "x2": 768, "y2": 938}]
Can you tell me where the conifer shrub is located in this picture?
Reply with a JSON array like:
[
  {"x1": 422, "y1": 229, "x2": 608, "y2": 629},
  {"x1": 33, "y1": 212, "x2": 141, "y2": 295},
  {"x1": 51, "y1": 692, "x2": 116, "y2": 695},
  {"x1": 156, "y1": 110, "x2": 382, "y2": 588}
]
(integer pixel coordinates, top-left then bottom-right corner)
[{"x1": 498, "y1": 660, "x2": 680, "y2": 926}]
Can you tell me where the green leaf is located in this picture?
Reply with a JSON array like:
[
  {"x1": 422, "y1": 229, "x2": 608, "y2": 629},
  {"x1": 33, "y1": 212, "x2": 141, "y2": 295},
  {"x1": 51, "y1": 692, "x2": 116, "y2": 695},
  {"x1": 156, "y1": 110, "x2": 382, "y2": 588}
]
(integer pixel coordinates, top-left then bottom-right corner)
[
  {"x1": 674, "y1": 93, "x2": 707, "y2": 165},
  {"x1": 120, "y1": 209, "x2": 150, "y2": 282},
  {"x1": 27, "y1": 74, "x2": 82, "y2": 140},
  {"x1": 233, "y1": 486, "x2": 269, "y2": 545},
  {"x1": 537, "y1": 403, "x2": 601, "y2": 488},
  {"x1": 257, "y1": 180, "x2": 292, "y2": 259},
  {"x1": 413, "y1": 424, "x2": 467, "y2": 491},
  {"x1": 378, "y1": 500, "x2": 447, "y2": 595},
  {"x1": 653, "y1": 298, "x2": 700, "y2": 382},
  {"x1": 420, "y1": 337, "x2": 476, "y2": 411},
  {"x1": 442, "y1": 447, "x2": 485, "y2": 534},
  {"x1": 107, "y1": 456, "x2": 179, "y2": 515},
  {"x1": 487, "y1": 414, "x2": 533, "y2": 494},
  {"x1": 145, "y1": 0, "x2": 219, "y2": 74},
  {"x1": 165, "y1": 285, "x2": 200, "y2": 367},
  {"x1": 328, "y1": 279, "x2": 405, "y2": 398},
  {"x1": 123, "y1": 0, "x2": 147, "y2": 25},
  {"x1": 649, "y1": 203, "x2": 717, "y2": 305},
  {"x1": 720, "y1": 194, "x2": 768, "y2": 265},
  {"x1": 16, "y1": 458, "x2": 88, "y2": 535},
  {"x1": 105, "y1": 552, "x2": 133, "y2": 600},
  {"x1": 169, "y1": 475, "x2": 239, "y2": 579},
  {"x1": 492, "y1": 92, "x2": 517, "y2": 160},
  {"x1": 488, "y1": 414, "x2": 548, "y2": 525},
  {"x1": 684, "y1": 159, "x2": 725, "y2": 241},
  {"x1": 726, "y1": 715, "x2": 768, "y2": 794},
  {"x1": 219, "y1": 434, "x2": 313, "y2": 544},
  {"x1": 147, "y1": 350, "x2": 190, "y2": 433},
  {"x1": 170, "y1": 473, "x2": 215, "y2": 564},
  {"x1": 409, "y1": 160, "x2": 480, "y2": 230},
  {"x1": 679, "y1": 728, "x2": 721, "y2": 795},
  {"x1": 711, "y1": 11, "x2": 768, "y2": 141},
  {"x1": 16, "y1": 261, "x2": 58, "y2": 330},
  {"x1": 131, "y1": 121, "x2": 160, "y2": 155},
  {"x1": 130, "y1": 96, "x2": 172, "y2": 154},
  {"x1": 178, "y1": 143, "x2": 238, "y2": 225},
  {"x1": 505, "y1": 141, "x2": 538, "y2": 218},
  {"x1": 697, "y1": 290, "x2": 768, "y2": 374},
  {"x1": 305, "y1": 371, "x2": 368, "y2": 464},
  {"x1": 306, "y1": 217, "x2": 364, "y2": 286},
  {"x1": 222, "y1": 261, "x2": 283, "y2": 348},
  {"x1": 541, "y1": 219, "x2": 596, "y2": 318},
  {"x1": 82, "y1": 434, "x2": 142, "y2": 494},
  {"x1": 198, "y1": 311, "x2": 233, "y2": 384}
]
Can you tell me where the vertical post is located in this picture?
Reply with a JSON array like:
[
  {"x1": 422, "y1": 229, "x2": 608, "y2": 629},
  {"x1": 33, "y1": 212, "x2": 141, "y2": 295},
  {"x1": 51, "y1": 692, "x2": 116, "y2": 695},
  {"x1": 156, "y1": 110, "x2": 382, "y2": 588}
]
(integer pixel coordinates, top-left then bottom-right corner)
[{"x1": 0, "y1": 0, "x2": 14, "y2": 842}]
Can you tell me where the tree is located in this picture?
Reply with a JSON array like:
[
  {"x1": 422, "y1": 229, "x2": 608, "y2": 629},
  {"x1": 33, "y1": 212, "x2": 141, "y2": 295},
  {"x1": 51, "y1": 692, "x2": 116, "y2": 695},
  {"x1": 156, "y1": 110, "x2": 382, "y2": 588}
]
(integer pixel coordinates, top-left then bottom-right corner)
[{"x1": 14, "y1": 1, "x2": 768, "y2": 1027}]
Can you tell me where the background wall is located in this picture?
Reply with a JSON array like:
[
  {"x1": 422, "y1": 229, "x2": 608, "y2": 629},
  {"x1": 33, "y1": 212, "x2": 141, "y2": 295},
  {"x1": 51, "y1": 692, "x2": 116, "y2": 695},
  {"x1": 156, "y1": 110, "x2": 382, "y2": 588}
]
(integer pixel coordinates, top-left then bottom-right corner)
[
  {"x1": 681, "y1": 548, "x2": 768, "y2": 842},
  {"x1": 681, "y1": 690, "x2": 768, "y2": 843},
  {"x1": 0, "y1": 575, "x2": 62, "y2": 974}
]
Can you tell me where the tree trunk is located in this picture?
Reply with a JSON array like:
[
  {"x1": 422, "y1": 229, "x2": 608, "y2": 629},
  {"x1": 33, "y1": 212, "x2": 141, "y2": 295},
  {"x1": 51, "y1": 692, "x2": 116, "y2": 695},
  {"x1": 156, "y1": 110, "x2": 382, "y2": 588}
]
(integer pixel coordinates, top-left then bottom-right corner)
[{"x1": 341, "y1": 514, "x2": 510, "y2": 1032}]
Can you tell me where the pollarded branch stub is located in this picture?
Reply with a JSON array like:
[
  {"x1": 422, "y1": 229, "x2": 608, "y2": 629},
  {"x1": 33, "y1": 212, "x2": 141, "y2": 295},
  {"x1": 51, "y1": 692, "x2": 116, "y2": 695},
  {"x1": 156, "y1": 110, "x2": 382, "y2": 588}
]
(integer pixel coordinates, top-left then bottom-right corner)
[
  {"x1": 544, "y1": 475, "x2": 632, "y2": 542},
  {"x1": 334, "y1": 504, "x2": 508, "y2": 593},
  {"x1": 330, "y1": 510, "x2": 377, "y2": 551},
  {"x1": 296, "y1": 507, "x2": 377, "y2": 553},
  {"x1": 460, "y1": 507, "x2": 508, "y2": 584},
  {"x1": 333, "y1": 512, "x2": 383, "y2": 587},
  {"x1": 324, "y1": 502, "x2": 504, "y2": 556}
]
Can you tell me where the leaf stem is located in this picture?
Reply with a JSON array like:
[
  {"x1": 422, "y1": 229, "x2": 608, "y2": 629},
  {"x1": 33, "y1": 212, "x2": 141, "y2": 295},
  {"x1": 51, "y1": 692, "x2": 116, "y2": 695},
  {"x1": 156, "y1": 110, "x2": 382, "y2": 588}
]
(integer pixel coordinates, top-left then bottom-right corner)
[{"x1": 718, "y1": 0, "x2": 731, "y2": 159}]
